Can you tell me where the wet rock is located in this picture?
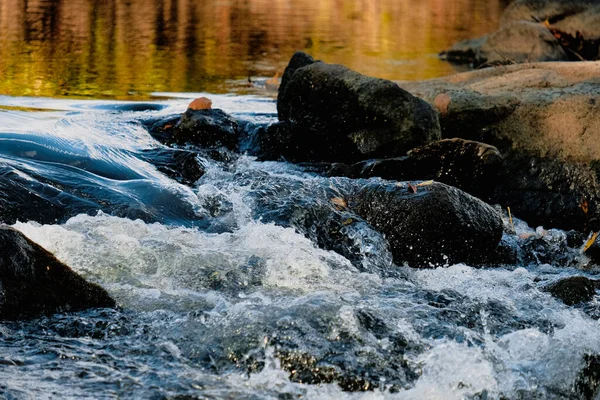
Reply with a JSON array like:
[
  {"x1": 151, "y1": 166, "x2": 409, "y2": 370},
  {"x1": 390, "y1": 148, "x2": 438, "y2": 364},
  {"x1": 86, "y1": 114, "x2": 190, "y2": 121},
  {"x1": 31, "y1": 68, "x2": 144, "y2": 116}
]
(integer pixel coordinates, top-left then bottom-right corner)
[
  {"x1": 400, "y1": 62, "x2": 600, "y2": 232},
  {"x1": 277, "y1": 51, "x2": 317, "y2": 121},
  {"x1": 0, "y1": 226, "x2": 115, "y2": 320},
  {"x1": 143, "y1": 108, "x2": 240, "y2": 151},
  {"x1": 271, "y1": 52, "x2": 440, "y2": 162},
  {"x1": 143, "y1": 114, "x2": 181, "y2": 145},
  {"x1": 173, "y1": 108, "x2": 239, "y2": 151},
  {"x1": 576, "y1": 354, "x2": 600, "y2": 400},
  {"x1": 348, "y1": 181, "x2": 504, "y2": 266},
  {"x1": 250, "y1": 121, "x2": 296, "y2": 161},
  {"x1": 519, "y1": 228, "x2": 585, "y2": 267},
  {"x1": 354, "y1": 139, "x2": 503, "y2": 199},
  {"x1": 545, "y1": 276, "x2": 598, "y2": 305},
  {"x1": 138, "y1": 148, "x2": 205, "y2": 186},
  {"x1": 491, "y1": 151, "x2": 600, "y2": 231}
]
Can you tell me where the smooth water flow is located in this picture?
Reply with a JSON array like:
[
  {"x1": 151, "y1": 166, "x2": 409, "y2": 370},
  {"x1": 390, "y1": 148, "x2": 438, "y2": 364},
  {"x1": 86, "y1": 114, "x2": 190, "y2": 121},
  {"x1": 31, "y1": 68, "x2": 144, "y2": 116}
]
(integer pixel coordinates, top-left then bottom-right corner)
[{"x1": 0, "y1": 94, "x2": 599, "y2": 399}]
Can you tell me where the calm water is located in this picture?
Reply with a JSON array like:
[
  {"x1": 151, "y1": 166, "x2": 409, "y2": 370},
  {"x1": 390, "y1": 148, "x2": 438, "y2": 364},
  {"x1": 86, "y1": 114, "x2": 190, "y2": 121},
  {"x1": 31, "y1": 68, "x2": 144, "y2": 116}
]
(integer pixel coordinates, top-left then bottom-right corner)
[{"x1": 0, "y1": 0, "x2": 509, "y2": 99}]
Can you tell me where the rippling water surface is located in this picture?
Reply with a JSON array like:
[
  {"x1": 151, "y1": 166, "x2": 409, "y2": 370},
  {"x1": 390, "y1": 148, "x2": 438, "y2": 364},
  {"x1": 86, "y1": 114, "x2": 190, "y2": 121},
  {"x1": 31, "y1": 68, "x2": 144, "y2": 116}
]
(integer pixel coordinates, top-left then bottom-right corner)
[
  {"x1": 0, "y1": 94, "x2": 600, "y2": 399},
  {"x1": 0, "y1": 0, "x2": 509, "y2": 98}
]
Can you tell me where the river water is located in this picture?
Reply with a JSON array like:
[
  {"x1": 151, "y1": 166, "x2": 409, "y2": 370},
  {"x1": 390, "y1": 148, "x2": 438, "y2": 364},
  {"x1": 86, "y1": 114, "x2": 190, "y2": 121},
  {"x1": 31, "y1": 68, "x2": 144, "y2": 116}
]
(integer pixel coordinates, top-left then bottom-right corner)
[{"x1": 2, "y1": 1, "x2": 600, "y2": 399}]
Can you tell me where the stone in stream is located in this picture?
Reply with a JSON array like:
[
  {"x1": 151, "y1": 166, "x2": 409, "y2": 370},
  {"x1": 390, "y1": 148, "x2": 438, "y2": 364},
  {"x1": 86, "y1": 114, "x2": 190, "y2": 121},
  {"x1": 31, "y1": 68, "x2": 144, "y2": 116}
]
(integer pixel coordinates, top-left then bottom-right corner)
[
  {"x1": 259, "y1": 52, "x2": 440, "y2": 162},
  {"x1": 348, "y1": 138, "x2": 503, "y2": 200},
  {"x1": 143, "y1": 99, "x2": 240, "y2": 152},
  {"x1": 576, "y1": 354, "x2": 600, "y2": 400},
  {"x1": 348, "y1": 181, "x2": 504, "y2": 266},
  {"x1": 544, "y1": 276, "x2": 598, "y2": 305},
  {"x1": 0, "y1": 225, "x2": 115, "y2": 320},
  {"x1": 138, "y1": 147, "x2": 205, "y2": 186},
  {"x1": 173, "y1": 108, "x2": 239, "y2": 150}
]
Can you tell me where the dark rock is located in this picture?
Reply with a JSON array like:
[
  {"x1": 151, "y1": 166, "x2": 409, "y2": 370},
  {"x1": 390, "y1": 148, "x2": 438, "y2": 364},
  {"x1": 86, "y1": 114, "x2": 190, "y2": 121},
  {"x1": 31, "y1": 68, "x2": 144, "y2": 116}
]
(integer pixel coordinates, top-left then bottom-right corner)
[
  {"x1": 0, "y1": 164, "x2": 98, "y2": 225},
  {"x1": 519, "y1": 229, "x2": 585, "y2": 267},
  {"x1": 250, "y1": 121, "x2": 296, "y2": 161},
  {"x1": 143, "y1": 109, "x2": 241, "y2": 151},
  {"x1": 491, "y1": 151, "x2": 600, "y2": 232},
  {"x1": 545, "y1": 276, "x2": 598, "y2": 305},
  {"x1": 272, "y1": 52, "x2": 440, "y2": 162},
  {"x1": 277, "y1": 51, "x2": 318, "y2": 121},
  {"x1": 143, "y1": 114, "x2": 181, "y2": 144},
  {"x1": 355, "y1": 139, "x2": 503, "y2": 199},
  {"x1": 173, "y1": 108, "x2": 239, "y2": 151},
  {"x1": 348, "y1": 181, "x2": 504, "y2": 266},
  {"x1": 138, "y1": 148, "x2": 205, "y2": 186},
  {"x1": 0, "y1": 226, "x2": 115, "y2": 320},
  {"x1": 576, "y1": 354, "x2": 600, "y2": 400}
]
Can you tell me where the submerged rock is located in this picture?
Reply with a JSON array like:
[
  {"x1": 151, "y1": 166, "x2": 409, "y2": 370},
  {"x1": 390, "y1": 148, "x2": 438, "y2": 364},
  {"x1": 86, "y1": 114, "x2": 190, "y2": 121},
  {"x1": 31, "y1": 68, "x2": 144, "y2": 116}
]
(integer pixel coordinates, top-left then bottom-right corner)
[
  {"x1": 267, "y1": 52, "x2": 440, "y2": 162},
  {"x1": 545, "y1": 276, "x2": 598, "y2": 305},
  {"x1": 348, "y1": 181, "x2": 504, "y2": 266},
  {"x1": 0, "y1": 226, "x2": 115, "y2": 320},
  {"x1": 138, "y1": 148, "x2": 205, "y2": 186}
]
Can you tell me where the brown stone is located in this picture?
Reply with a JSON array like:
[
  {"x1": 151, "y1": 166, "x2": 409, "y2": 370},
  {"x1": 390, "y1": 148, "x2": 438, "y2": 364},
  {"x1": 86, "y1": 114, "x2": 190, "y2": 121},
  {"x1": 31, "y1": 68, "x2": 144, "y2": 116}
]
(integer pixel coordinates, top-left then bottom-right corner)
[{"x1": 188, "y1": 97, "x2": 212, "y2": 110}]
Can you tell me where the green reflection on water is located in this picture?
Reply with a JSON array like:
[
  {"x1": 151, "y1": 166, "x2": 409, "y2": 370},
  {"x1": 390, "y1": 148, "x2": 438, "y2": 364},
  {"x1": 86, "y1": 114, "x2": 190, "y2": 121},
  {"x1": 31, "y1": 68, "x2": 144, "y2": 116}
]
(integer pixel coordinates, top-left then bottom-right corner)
[{"x1": 0, "y1": 0, "x2": 508, "y2": 100}]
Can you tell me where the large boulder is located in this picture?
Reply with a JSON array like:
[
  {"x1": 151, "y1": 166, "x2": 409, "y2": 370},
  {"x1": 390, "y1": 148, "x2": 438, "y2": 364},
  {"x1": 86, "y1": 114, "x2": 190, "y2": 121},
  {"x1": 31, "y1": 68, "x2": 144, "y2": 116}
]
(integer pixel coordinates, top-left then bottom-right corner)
[
  {"x1": 266, "y1": 52, "x2": 440, "y2": 162},
  {"x1": 348, "y1": 181, "x2": 504, "y2": 266},
  {"x1": 0, "y1": 226, "x2": 115, "y2": 320},
  {"x1": 399, "y1": 62, "x2": 600, "y2": 231}
]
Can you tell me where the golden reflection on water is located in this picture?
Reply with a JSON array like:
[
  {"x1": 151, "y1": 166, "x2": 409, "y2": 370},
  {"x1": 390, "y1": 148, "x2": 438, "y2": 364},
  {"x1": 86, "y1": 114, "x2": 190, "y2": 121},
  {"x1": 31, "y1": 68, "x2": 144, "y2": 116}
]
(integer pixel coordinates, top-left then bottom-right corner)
[{"x1": 0, "y1": 0, "x2": 508, "y2": 99}]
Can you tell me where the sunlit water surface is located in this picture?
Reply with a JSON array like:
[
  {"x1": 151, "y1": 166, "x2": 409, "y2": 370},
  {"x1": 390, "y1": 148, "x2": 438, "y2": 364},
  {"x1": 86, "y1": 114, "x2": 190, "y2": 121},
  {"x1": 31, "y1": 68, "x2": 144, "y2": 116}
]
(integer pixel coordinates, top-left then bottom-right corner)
[
  {"x1": 0, "y1": 0, "x2": 509, "y2": 98},
  {"x1": 0, "y1": 95, "x2": 599, "y2": 399}
]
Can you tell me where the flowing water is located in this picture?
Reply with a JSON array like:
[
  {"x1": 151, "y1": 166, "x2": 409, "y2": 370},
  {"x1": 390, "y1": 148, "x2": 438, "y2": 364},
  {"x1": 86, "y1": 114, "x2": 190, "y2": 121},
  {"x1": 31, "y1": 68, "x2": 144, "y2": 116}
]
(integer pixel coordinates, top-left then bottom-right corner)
[
  {"x1": 2, "y1": 1, "x2": 600, "y2": 399},
  {"x1": 1, "y1": 94, "x2": 600, "y2": 399}
]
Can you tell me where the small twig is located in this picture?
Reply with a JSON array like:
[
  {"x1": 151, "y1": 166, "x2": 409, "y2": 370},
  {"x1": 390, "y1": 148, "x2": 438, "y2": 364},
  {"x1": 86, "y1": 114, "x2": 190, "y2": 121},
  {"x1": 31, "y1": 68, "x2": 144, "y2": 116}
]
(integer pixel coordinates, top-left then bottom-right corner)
[{"x1": 507, "y1": 207, "x2": 515, "y2": 231}]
